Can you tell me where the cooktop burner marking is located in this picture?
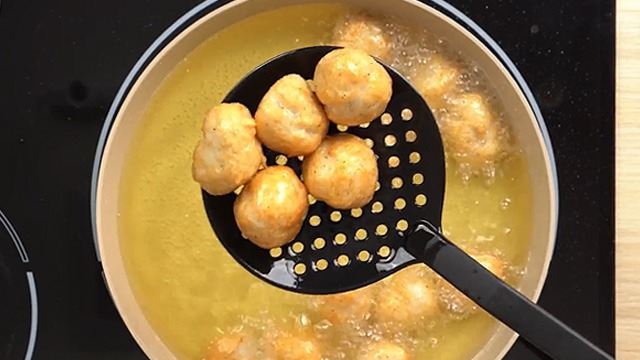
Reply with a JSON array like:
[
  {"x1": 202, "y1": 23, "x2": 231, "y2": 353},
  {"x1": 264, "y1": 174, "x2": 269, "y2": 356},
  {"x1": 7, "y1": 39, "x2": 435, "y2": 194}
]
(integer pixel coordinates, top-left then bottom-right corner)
[
  {"x1": 0, "y1": 210, "x2": 29, "y2": 263},
  {"x1": 1, "y1": 209, "x2": 38, "y2": 359},
  {"x1": 25, "y1": 272, "x2": 38, "y2": 360}
]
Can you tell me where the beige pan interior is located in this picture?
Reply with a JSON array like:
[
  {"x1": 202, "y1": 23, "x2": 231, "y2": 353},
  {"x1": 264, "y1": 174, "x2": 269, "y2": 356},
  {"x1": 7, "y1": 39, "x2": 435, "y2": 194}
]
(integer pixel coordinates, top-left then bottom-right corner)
[{"x1": 96, "y1": 0, "x2": 558, "y2": 359}]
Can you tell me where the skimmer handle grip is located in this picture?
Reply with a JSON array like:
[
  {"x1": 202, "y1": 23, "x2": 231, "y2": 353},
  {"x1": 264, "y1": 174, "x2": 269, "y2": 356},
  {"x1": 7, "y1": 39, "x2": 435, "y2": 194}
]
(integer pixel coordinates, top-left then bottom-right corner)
[{"x1": 405, "y1": 220, "x2": 614, "y2": 360}]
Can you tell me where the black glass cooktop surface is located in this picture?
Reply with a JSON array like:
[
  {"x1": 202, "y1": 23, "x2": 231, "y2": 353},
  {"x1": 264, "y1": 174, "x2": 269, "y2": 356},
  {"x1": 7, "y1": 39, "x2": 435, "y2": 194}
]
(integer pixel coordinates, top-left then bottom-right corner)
[{"x1": 0, "y1": 0, "x2": 615, "y2": 359}]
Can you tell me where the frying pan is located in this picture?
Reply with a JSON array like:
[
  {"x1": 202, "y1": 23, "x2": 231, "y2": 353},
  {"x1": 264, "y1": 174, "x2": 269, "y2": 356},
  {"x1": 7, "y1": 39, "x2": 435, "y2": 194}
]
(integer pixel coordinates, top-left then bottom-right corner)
[{"x1": 93, "y1": 0, "x2": 559, "y2": 359}]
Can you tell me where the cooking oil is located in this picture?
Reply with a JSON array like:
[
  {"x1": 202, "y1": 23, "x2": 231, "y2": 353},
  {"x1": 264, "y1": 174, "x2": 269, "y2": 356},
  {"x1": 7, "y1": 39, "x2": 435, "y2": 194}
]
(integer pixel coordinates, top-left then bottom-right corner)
[{"x1": 118, "y1": 3, "x2": 532, "y2": 359}]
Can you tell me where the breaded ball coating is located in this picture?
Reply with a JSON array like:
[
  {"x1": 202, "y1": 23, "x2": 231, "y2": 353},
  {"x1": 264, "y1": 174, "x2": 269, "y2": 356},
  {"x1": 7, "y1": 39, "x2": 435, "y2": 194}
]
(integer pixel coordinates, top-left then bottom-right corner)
[
  {"x1": 302, "y1": 134, "x2": 378, "y2": 210},
  {"x1": 206, "y1": 331, "x2": 258, "y2": 360},
  {"x1": 332, "y1": 12, "x2": 392, "y2": 62},
  {"x1": 374, "y1": 265, "x2": 440, "y2": 329},
  {"x1": 474, "y1": 253, "x2": 507, "y2": 280},
  {"x1": 309, "y1": 286, "x2": 374, "y2": 328},
  {"x1": 414, "y1": 53, "x2": 460, "y2": 110},
  {"x1": 208, "y1": 329, "x2": 321, "y2": 360},
  {"x1": 438, "y1": 252, "x2": 507, "y2": 318},
  {"x1": 314, "y1": 48, "x2": 392, "y2": 126},
  {"x1": 233, "y1": 166, "x2": 308, "y2": 249},
  {"x1": 270, "y1": 331, "x2": 322, "y2": 360},
  {"x1": 357, "y1": 341, "x2": 410, "y2": 360},
  {"x1": 439, "y1": 93, "x2": 510, "y2": 169},
  {"x1": 192, "y1": 103, "x2": 264, "y2": 195},
  {"x1": 255, "y1": 74, "x2": 329, "y2": 157}
]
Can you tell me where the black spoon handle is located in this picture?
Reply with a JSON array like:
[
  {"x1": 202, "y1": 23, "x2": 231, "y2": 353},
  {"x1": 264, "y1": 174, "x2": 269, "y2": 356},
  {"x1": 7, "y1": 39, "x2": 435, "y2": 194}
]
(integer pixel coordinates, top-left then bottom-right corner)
[{"x1": 405, "y1": 220, "x2": 614, "y2": 360}]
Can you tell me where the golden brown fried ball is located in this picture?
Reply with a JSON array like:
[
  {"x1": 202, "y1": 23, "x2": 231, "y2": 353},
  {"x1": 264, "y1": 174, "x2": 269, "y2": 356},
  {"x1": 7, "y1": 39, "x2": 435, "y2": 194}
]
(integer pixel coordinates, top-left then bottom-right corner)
[
  {"x1": 255, "y1": 74, "x2": 329, "y2": 157},
  {"x1": 314, "y1": 48, "x2": 392, "y2": 126},
  {"x1": 374, "y1": 265, "x2": 441, "y2": 329},
  {"x1": 192, "y1": 103, "x2": 265, "y2": 195},
  {"x1": 208, "y1": 328, "x2": 322, "y2": 360},
  {"x1": 438, "y1": 252, "x2": 507, "y2": 318},
  {"x1": 309, "y1": 286, "x2": 374, "y2": 328},
  {"x1": 206, "y1": 331, "x2": 258, "y2": 360},
  {"x1": 270, "y1": 331, "x2": 322, "y2": 360},
  {"x1": 357, "y1": 341, "x2": 410, "y2": 360},
  {"x1": 414, "y1": 53, "x2": 460, "y2": 110},
  {"x1": 332, "y1": 12, "x2": 392, "y2": 62},
  {"x1": 233, "y1": 166, "x2": 308, "y2": 249},
  {"x1": 302, "y1": 134, "x2": 378, "y2": 210},
  {"x1": 474, "y1": 253, "x2": 507, "y2": 280},
  {"x1": 439, "y1": 93, "x2": 510, "y2": 169}
]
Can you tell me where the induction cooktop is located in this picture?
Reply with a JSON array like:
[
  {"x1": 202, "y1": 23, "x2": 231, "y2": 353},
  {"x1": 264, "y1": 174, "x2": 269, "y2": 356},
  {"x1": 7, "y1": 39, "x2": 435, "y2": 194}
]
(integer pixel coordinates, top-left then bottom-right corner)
[{"x1": 0, "y1": 0, "x2": 615, "y2": 359}]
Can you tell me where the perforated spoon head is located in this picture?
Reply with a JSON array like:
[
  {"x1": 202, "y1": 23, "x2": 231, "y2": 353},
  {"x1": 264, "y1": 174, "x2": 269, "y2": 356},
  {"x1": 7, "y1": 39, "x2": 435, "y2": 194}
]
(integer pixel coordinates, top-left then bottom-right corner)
[
  {"x1": 198, "y1": 46, "x2": 616, "y2": 360},
  {"x1": 202, "y1": 45, "x2": 445, "y2": 295}
]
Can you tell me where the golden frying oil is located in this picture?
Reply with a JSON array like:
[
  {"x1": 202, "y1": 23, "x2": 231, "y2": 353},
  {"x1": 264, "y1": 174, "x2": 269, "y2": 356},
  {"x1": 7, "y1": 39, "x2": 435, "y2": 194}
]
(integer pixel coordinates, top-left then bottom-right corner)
[{"x1": 118, "y1": 3, "x2": 532, "y2": 359}]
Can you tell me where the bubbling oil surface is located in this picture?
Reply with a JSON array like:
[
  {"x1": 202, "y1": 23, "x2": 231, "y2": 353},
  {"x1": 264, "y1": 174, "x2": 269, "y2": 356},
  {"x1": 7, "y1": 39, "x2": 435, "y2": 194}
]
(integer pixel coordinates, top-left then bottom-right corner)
[{"x1": 118, "y1": 3, "x2": 533, "y2": 360}]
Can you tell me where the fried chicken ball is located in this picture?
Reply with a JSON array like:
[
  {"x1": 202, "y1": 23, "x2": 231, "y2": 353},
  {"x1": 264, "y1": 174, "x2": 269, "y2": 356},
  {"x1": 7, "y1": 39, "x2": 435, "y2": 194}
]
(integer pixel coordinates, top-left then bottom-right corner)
[
  {"x1": 302, "y1": 134, "x2": 378, "y2": 210},
  {"x1": 206, "y1": 331, "x2": 259, "y2": 360},
  {"x1": 438, "y1": 252, "x2": 507, "y2": 318},
  {"x1": 439, "y1": 93, "x2": 510, "y2": 169},
  {"x1": 270, "y1": 331, "x2": 322, "y2": 360},
  {"x1": 208, "y1": 328, "x2": 321, "y2": 360},
  {"x1": 309, "y1": 286, "x2": 374, "y2": 328},
  {"x1": 357, "y1": 341, "x2": 410, "y2": 360},
  {"x1": 332, "y1": 12, "x2": 392, "y2": 62},
  {"x1": 255, "y1": 74, "x2": 329, "y2": 157},
  {"x1": 192, "y1": 103, "x2": 265, "y2": 195},
  {"x1": 374, "y1": 265, "x2": 441, "y2": 329},
  {"x1": 414, "y1": 53, "x2": 460, "y2": 110},
  {"x1": 233, "y1": 166, "x2": 308, "y2": 249},
  {"x1": 314, "y1": 48, "x2": 392, "y2": 126}
]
